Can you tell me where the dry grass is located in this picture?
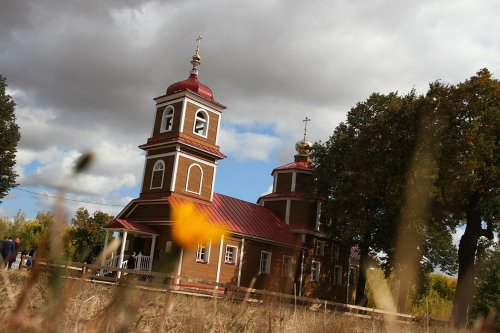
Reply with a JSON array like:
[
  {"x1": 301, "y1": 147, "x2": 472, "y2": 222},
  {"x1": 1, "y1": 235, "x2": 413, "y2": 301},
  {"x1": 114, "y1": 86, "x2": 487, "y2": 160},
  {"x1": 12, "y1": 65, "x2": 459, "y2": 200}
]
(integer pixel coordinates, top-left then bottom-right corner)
[{"x1": 0, "y1": 270, "x2": 467, "y2": 333}]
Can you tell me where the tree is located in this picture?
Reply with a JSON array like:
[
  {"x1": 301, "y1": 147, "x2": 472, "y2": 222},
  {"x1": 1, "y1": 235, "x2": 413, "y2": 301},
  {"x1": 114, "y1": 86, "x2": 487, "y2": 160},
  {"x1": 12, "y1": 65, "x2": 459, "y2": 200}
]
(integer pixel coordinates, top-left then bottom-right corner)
[
  {"x1": 473, "y1": 240, "x2": 500, "y2": 325},
  {"x1": 71, "y1": 208, "x2": 114, "y2": 261},
  {"x1": 310, "y1": 90, "x2": 457, "y2": 311},
  {"x1": 0, "y1": 75, "x2": 20, "y2": 203},
  {"x1": 429, "y1": 69, "x2": 500, "y2": 326}
]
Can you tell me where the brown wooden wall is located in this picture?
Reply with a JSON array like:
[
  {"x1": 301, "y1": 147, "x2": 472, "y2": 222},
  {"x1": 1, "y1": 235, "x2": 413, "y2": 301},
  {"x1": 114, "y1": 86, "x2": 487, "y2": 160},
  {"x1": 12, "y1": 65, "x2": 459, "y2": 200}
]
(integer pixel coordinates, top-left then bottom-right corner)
[
  {"x1": 174, "y1": 156, "x2": 214, "y2": 201},
  {"x1": 276, "y1": 172, "x2": 292, "y2": 192},
  {"x1": 151, "y1": 101, "x2": 184, "y2": 139},
  {"x1": 141, "y1": 156, "x2": 175, "y2": 195},
  {"x1": 299, "y1": 234, "x2": 352, "y2": 302},
  {"x1": 295, "y1": 172, "x2": 312, "y2": 193},
  {"x1": 183, "y1": 102, "x2": 219, "y2": 145},
  {"x1": 262, "y1": 200, "x2": 287, "y2": 221},
  {"x1": 147, "y1": 146, "x2": 177, "y2": 156},
  {"x1": 289, "y1": 200, "x2": 317, "y2": 227},
  {"x1": 127, "y1": 203, "x2": 170, "y2": 218}
]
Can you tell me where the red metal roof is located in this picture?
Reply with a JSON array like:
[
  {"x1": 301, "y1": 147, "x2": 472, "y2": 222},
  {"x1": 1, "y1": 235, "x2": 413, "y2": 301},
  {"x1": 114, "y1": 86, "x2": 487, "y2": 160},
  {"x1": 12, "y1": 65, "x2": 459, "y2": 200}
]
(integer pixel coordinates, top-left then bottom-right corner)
[
  {"x1": 139, "y1": 136, "x2": 226, "y2": 159},
  {"x1": 104, "y1": 219, "x2": 160, "y2": 235},
  {"x1": 350, "y1": 245, "x2": 381, "y2": 264},
  {"x1": 259, "y1": 192, "x2": 305, "y2": 199},
  {"x1": 168, "y1": 193, "x2": 302, "y2": 246},
  {"x1": 272, "y1": 161, "x2": 315, "y2": 174},
  {"x1": 167, "y1": 74, "x2": 214, "y2": 101}
]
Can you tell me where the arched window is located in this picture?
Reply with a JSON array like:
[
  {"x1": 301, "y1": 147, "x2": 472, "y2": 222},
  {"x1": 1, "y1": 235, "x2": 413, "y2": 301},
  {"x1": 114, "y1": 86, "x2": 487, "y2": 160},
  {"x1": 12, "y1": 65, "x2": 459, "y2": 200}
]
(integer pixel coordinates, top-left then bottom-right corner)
[
  {"x1": 186, "y1": 163, "x2": 203, "y2": 195},
  {"x1": 160, "y1": 106, "x2": 174, "y2": 133},
  {"x1": 150, "y1": 160, "x2": 165, "y2": 190},
  {"x1": 193, "y1": 110, "x2": 209, "y2": 138}
]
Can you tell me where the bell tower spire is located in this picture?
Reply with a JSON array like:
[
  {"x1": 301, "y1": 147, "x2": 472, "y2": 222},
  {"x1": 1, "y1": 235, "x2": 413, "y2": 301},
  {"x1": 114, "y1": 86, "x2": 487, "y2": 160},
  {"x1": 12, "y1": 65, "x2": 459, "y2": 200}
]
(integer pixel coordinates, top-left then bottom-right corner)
[{"x1": 190, "y1": 35, "x2": 203, "y2": 76}]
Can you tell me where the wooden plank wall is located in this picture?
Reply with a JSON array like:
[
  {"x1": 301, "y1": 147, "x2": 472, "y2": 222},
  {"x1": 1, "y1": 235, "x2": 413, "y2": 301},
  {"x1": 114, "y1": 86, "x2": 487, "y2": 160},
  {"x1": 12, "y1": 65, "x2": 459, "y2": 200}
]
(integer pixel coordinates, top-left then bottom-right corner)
[
  {"x1": 276, "y1": 172, "x2": 292, "y2": 192},
  {"x1": 174, "y1": 156, "x2": 214, "y2": 201},
  {"x1": 151, "y1": 101, "x2": 184, "y2": 139}
]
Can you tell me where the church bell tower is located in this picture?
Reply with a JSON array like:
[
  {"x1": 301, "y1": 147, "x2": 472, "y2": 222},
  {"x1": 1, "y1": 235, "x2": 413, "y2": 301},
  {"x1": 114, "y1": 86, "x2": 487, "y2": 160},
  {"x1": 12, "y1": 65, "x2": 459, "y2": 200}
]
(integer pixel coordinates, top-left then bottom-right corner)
[{"x1": 138, "y1": 36, "x2": 226, "y2": 204}]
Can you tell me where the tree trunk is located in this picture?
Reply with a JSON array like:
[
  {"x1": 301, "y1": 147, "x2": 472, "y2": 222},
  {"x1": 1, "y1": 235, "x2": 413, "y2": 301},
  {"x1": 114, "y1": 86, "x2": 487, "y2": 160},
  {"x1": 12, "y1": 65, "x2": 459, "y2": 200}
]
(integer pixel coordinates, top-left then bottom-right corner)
[
  {"x1": 450, "y1": 209, "x2": 481, "y2": 327},
  {"x1": 355, "y1": 242, "x2": 370, "y2": 306}
]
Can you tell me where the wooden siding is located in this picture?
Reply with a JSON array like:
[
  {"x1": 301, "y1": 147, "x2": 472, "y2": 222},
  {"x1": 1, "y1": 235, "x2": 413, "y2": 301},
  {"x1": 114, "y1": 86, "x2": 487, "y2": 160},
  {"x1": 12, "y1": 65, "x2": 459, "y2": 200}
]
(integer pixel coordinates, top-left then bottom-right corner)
[
  {"x1": 289, "y1": 200, "x2": 317, "y2": 227},
  {"x1": 184, "y1": 102, "x2": 219, "y2": 145},
  {"x1": 180, "y1": 146, "x2": 217, "y2": 164},
  {"x1": 127, "y1": 203, "x2": 170, "y2": 218},
  {"x1": 141, "y1": 156, "x2": 175, "y2": 196},
  {"x1": 186, "y1": 164, "x2": 202, "y2": 193},
  {"x1": 152, "y1": 101, "x2": 184, "y2": 139},
  {"x1": 300, "y1": 234, "x2": 351, "y2": 302},
  {"x1": 276, "y1": 172, "x2": 293, "y2": 192},
  {"x1": 262, "y1": 200, "x2": 287, "y2": 221},
  {"x1": 295, "y1": 172, "x2": 312, "y2": 193},
  {"x1": 146, "y1": 146, "x2": 177, "y2": 156},
  {"x1": 174, "y1": 156, "x2": 214, "y2": 201}
]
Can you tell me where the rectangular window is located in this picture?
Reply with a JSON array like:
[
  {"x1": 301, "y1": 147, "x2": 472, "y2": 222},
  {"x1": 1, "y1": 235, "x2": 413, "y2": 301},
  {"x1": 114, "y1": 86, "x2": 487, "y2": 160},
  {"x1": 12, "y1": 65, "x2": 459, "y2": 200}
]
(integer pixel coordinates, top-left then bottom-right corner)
[
  {"x1": 334, "y1": 265, "x2": 342, "y2": 285},
  {"x1": 165, "y1": 241, "x2": 172, "y2": 253},
  {"x1": 282, "y1": 256, "x2": 293, "y2": 277},
  {"x1": 311, "y1": 261, "x2": 320, "y2": 282},
  {"x1": 316, "y1": 240, "x2": 325, "y2": 256},
  {"x1": 332, "y1": 244, "x2": 339, "y2": 260},
  {"x1": 196, "y1": 241, "x2": 210, "y2": 263},
  {"x1": 260, "y1": 251, "x2": 272, "y2": 274},
  {"x1": 224, "y1": 245, "x2": 238, "y2": 264}
]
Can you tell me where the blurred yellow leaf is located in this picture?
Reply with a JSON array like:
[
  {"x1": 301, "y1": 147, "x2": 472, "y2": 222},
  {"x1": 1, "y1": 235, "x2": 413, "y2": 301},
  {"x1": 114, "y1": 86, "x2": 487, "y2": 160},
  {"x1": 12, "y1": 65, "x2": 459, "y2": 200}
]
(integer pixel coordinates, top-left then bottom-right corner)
[{"x1": 171, "y1": 202, "x2": 227, "y2": 249}]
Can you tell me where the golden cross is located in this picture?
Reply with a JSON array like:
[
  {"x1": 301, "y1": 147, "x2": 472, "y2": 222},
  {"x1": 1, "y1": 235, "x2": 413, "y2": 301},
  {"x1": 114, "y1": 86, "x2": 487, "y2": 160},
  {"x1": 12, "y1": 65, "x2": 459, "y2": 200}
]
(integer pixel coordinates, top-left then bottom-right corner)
[
  {"x1": 303, "y1": 117, "x2": 311, "y2": 140},
  {"x1": 195, "y1": 35, "x2": 203, "y2": 55}
]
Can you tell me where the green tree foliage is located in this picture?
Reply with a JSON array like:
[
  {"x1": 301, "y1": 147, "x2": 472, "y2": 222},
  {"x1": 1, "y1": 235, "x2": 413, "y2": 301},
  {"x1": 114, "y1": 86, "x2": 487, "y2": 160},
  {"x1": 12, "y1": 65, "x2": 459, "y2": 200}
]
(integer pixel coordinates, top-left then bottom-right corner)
[
  {"x1": 71, "y1": 208, "x2": 113, "y2": 261},
  {"x1": 426, "y1": 69, "x2": 500, "y2": 326},
  {"x1": 0, "y1": 75, "x2": 21, "y2": 203},
  {"x1": 311, "y1": 90, "x2": 457, "y2": 310},
  {"x1": 312, "y1": 69, "x2": 500, "y2": 325},
  {"x1": 472, "y1": 241, "x2": 500, "y2": 326}
]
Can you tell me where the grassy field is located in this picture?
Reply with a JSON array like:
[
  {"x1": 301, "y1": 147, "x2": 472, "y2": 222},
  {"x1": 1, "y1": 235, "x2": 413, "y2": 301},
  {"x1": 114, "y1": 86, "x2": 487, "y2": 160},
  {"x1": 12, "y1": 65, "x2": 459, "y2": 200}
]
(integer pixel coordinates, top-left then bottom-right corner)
[{"x1": 0, "y1": 270, "x2": 469, "y2": 333}]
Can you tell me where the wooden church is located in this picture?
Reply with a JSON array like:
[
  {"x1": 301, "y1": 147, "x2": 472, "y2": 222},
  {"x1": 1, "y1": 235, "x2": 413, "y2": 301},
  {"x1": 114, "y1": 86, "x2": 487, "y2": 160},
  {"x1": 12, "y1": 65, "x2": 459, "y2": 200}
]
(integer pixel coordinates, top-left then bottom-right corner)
[{"x1": 102, "y1": 38, "x2": 359, "y2": 303}]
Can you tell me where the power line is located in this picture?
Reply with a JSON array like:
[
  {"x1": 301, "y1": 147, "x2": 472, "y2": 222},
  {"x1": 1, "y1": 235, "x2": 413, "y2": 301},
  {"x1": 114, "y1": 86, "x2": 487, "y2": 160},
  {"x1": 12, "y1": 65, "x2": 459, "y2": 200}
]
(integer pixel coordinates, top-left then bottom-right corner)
[{"x1": 13, "y1": 187, "x2": 124, "y2": 207}]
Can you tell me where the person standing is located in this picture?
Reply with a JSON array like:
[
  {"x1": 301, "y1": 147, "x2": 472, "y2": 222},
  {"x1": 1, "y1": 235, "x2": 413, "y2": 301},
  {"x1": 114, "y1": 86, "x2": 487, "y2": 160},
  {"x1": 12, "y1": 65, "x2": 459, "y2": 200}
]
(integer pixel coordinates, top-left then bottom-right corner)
[
  {"x1": 8, "y1": 238, "x2": 19, "y2": 269},
  {"x1": 1, "y1": 236, "x2": 15, "y2": 269},
  {"x1": 0, "y1": 236, "x2": 8, "y2": 262}
]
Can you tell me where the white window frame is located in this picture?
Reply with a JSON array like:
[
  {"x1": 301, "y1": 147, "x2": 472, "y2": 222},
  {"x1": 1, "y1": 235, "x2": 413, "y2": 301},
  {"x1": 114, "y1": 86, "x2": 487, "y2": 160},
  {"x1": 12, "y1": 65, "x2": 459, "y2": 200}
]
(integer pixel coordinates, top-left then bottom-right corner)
[
  {"x1": 334, "y1": 265, "x2": 342, "y2": 285},
  {"x1": 259, "y1": 251, "x2": 272, "y2": 274},
  {"x1": 160, "y1": 105, "x2": 175, "y2": 133},
  {"x1": 331, "y1": 244, "x2": 339, "y2": 260},
  {"x1": 224, "y1": 245, "x2": 238, "y2": 264},
  {"x1": 196, "y1": 241, "x2": 211, "y2": 263},
  {"x1": 150, "y1": 160, "x2": 165, "y2": 190},
  {"x1": 185, "y1": 163, "x2": 203, "y2": 195},
  {"x1": 282, "y1": 255, "x2": 293, "y2": 277},
  {"x1": 165, "y1": 241, "x2": 172, "y2": 253},
  {"x1": 316, "y1": 240, "x2": 325, "y2": 257},
  {"x1": 311, "y1": 261, "x2": 320, "y2": 282},
  {"x1": 193, "y1": 109, "x2": 209, "y2": 138}
]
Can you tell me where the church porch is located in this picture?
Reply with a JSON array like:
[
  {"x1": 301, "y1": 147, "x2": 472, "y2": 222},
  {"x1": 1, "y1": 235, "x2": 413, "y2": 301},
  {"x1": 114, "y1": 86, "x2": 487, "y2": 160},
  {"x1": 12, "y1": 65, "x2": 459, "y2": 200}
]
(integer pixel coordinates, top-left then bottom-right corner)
[{"x1": 101, "y1": 219, "x2": 160, "y2": 277}]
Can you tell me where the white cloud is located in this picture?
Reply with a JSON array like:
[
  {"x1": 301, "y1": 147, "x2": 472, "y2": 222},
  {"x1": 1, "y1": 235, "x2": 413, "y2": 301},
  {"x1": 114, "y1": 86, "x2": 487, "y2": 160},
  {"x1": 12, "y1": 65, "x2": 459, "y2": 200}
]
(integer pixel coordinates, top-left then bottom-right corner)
[
  {"x1": 0, "y1": 207, "x2": 14, "y2": 218},
  {"x1": 453, "y1": 227, "x2": 465, "y2": 247},
  {"x1": 259, "y1": 185, "x2": 273, "y2": 197},
  {"x1": 218, "y1": 126, "x2": 282, "y2": 162}
]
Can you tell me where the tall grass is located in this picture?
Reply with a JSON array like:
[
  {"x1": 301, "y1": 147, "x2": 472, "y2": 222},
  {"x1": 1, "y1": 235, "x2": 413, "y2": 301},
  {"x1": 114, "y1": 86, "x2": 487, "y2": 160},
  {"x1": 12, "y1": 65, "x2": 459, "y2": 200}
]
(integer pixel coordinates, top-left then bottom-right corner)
[{"x1": 0, "y1": 270, "x2": 466, "y2": 332}]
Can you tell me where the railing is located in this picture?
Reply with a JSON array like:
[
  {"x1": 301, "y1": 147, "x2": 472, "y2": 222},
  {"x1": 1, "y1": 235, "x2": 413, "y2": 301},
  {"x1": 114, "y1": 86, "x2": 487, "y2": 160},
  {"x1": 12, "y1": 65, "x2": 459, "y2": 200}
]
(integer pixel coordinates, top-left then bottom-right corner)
[
  {"x1": 18, "y1": 256, "x2": 448, "y2": 326},
  {"x1": 102, "y1": 253, "x2": 150, "y2": 275}
]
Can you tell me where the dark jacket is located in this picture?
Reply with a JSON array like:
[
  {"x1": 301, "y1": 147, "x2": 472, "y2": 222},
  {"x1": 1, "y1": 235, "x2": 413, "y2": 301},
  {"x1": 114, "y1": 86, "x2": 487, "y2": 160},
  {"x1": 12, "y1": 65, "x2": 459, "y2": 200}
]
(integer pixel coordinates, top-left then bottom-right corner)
[
  {"x1": 126, "y1": 255, "x2": 136, "y2": 270},
  {"x1": 1, "y1": 240, "x2": 15, "y2": 257}
]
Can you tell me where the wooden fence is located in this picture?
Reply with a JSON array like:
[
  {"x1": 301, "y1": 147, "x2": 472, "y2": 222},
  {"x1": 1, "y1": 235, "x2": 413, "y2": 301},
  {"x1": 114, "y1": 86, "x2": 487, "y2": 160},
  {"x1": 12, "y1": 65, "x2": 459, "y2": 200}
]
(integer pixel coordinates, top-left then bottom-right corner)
[{"x1": 19, "y1": 256, "x2": 448, "y2": 326}]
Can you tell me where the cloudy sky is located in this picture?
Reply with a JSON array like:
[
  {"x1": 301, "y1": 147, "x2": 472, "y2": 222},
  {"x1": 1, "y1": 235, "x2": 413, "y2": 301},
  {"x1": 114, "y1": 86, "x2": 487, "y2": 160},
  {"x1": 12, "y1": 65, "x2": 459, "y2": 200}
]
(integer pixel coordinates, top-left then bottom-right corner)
[{"x1": 1, "y1": 0, "x2": 499, "y2": 223}]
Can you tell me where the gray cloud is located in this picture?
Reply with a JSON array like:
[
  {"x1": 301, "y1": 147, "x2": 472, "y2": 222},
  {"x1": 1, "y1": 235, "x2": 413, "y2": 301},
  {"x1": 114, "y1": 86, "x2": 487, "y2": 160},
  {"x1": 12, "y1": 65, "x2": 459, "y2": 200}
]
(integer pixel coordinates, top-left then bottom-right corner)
[{"x1": 1, "y1": 0, "x2": 499, "y2": 209}]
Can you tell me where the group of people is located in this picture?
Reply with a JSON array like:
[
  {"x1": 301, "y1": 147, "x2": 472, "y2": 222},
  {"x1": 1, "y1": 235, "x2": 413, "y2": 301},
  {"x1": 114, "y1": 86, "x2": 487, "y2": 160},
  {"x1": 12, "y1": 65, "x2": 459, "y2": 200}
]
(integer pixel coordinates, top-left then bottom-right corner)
[{"x1": 0, "y1": 236, "x2": 20, "y2": 269}]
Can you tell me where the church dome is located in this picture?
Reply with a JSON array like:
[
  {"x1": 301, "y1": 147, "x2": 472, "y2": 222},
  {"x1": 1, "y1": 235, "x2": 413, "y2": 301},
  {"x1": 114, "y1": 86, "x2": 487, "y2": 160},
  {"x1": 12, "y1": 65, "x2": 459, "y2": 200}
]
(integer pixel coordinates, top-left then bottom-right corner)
[
  {"x1": 295, "y1": 138, "x2": 313, "y2": 155},
  {"x1": 166, "y1": 74, "x2": 214, "y2": 101}
]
